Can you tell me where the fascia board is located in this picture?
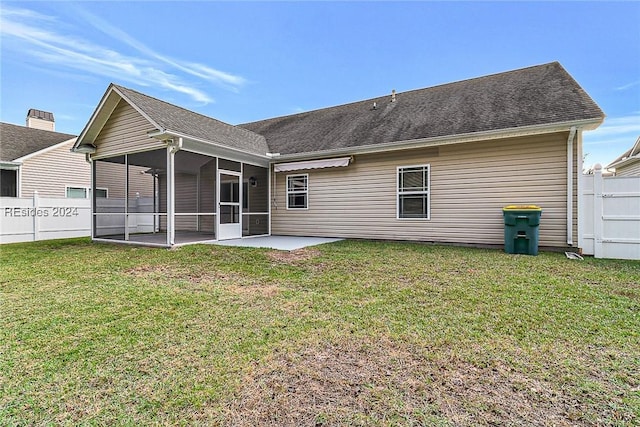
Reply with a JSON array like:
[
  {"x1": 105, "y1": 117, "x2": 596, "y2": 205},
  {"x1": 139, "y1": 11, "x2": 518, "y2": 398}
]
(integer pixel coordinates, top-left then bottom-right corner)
[
  {"x1": 607, "y1": 155, "x2": 640, "y2": 169},
  {"x1": 74, "y1": 86, "x2": 123, "y2": 149},
  {"x1": 0, "y1": 161, "x2": 22, "y2": 169},
  {"x1": 158, "y1": 130, "x2": 271, "y2": 161}
]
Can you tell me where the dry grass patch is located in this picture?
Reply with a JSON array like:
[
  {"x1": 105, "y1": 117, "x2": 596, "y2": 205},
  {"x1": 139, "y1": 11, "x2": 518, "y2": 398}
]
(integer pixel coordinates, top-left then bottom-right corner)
[
  {"x1": 226, "y1": 337, "x2": 634, "y2": 427},
  {"x1": 268, "y1": 248, "x2": 321, "y2": 264}
]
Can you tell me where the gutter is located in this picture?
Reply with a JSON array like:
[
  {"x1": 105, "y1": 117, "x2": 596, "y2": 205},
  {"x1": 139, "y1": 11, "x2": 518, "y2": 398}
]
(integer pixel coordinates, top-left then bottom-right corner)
[
  {"x1": 0, "y1": 161, "x2": 21, "y2": 169},
  {"x1": 567, "y1": 126, "x2": 577, "y2": 246},
  {"x1": 147, "y1": 129, "x2": 270, "y2": 160}
]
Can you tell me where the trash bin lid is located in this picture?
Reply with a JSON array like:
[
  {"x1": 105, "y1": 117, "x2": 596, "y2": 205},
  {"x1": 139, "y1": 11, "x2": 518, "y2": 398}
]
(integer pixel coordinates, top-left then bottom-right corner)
[{"x1": 503, "y1": 205, "x2": 542, "y2": 211}]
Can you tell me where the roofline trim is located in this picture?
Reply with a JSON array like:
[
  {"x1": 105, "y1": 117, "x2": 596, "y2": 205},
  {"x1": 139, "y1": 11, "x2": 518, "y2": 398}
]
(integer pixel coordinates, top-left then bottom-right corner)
[
  {"x1": 152, "y1": 130, "x2": 271, "y2": 160},
  {"x1": 15, "y1": 137, "x2": 78, "y2": 162},
  {"x1": 606, "y1": 154, "x2": 640, "y2": 170},
  {"x1": 0, "y1": 161, "x2": 22, "y2": 169},
  {"x1": 270, "y1": 118, "x2": 604, "y2": 161}
]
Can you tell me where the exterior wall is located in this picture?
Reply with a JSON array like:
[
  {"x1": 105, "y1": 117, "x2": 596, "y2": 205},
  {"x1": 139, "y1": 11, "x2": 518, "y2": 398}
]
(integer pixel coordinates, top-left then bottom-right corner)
[
  {"x1": 20, "y1": 139, "x2": 90, "y2": 198},
  {"x1": 615, "y1": 161, "x2": 640, "y2": 177},
  {"x1": 94, "y1": 99, "x2": 165, "y2": 158},
  {"x1": 95, "y1": 161, "x2": 155, "y2": 200},
  {"x1": 271, "y1": 132, "x2": 573, "y2": 248}
]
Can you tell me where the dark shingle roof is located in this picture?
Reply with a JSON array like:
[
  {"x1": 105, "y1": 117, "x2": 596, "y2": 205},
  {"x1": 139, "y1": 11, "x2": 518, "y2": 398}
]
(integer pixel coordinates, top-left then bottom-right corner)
[
  {"x1": 240, "y1": 62, "x2": 604, "y2": 155},
  {"x1": 113, "y1": 85, "x2": 269, "y2": 156},
  {"x1": 0, "y1": 122, "x2": 76, "y2": 162}
]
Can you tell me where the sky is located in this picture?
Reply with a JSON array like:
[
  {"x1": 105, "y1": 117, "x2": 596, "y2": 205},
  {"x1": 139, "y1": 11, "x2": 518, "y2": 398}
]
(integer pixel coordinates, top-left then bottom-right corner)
[{"x1": 1, "y1": 1, "x2": 639, "y2": 168}]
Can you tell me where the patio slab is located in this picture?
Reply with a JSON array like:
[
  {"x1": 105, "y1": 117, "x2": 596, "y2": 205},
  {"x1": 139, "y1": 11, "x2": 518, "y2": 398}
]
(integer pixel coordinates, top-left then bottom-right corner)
[{"x1": 211, "y1": 235, "x2": 343, "y2": 251}]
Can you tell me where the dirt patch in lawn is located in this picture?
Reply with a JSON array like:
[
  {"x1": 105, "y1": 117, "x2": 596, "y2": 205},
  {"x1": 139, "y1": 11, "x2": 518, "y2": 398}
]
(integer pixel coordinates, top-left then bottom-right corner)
[
  {"x1": 225, "y1": 338, "x2": 624, "y2": 426},
  {"x1": 267, "y1": 248, "x2": 321, "y2": 264},
  {"x1": 125, "y1": 265, "x2": 237, "y2": 285},
  {"x1": 125, "y1": 265, "x2": 281, "y2": 297},
  {"x1": 267, "y1": 248, "x2": 328, "y2": 274}
]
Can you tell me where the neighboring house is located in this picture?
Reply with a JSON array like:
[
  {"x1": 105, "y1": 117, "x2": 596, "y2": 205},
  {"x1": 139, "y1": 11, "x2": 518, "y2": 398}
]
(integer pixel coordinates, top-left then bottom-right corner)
[
  {"x1": 73, "y1": 61, "x2": 604, "y2": 250},
  {"x1": 606, "y1": 136, "x2": 640, "y2": 176},
  {"x1": 0, "y1": 110, "x2": 87, "y2": 198}
]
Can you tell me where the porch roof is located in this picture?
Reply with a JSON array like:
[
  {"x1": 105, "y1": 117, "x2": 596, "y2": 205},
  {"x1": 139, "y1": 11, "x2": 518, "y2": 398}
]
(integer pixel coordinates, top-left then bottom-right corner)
[{"x1": 75, "y1": 84, "x2": 269, "y2": 158}]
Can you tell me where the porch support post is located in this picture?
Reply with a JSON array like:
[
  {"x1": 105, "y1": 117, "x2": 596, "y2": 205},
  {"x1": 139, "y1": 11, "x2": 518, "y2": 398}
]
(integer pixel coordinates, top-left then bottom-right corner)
[{"x1": 167, "y1": 145, "x2": 175, "y2": 246}]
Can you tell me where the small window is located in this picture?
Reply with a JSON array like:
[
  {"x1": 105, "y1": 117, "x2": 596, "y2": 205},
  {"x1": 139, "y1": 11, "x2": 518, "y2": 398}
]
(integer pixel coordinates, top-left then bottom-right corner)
[
  {"x1": 286, "y1": 174, "x2": 308, "y2": 209},
  {"x1": 397, "y1": 165, "x2": 430, "y2": 219},
  {"x1": 1, "y1": 169, "x2": 17, "y2": 197},
  {"x1": 66, "y1": 186, "x2": 88, "y2": 198},
  {"x1": 95, "y1": 188, "x2": 108, "y2": 198}
]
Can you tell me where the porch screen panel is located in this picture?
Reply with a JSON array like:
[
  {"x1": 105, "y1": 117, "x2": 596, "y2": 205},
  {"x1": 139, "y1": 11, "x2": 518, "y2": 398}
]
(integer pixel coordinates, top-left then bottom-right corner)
[
  {"x1": 199, "y1": 158, "x2": 217, "y2": 236},
  {"x1": 174, "y1": 151, "x2": 217, "y2": 238},
  {"x1": 242, "y1": 164, "x2": 269, "y2": 236},
  {"x1": 94, "y1": 157, "x2": 126, "y2": 238},
  {"x1": 127, "y1": 150, "x2": 163, "y2": 237}
]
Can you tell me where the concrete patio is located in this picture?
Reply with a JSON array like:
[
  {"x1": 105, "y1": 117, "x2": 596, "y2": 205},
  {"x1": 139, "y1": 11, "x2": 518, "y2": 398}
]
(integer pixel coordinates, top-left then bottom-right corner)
[{"x1": 210, "y1": 235, "x2": 343, "y2": 251}]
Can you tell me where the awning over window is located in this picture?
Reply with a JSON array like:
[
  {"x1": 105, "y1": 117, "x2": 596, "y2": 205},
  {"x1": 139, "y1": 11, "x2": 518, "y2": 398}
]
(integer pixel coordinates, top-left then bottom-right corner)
[{"x1": 273, "y1": 157, "x2": 351, "y2": 172}]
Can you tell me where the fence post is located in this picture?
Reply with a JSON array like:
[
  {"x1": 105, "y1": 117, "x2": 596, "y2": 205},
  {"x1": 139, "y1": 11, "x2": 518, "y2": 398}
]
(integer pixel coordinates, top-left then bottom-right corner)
[
  {"x1": 33, "y1": 191, "x2": 39, "y2": 241},
  {"x1": 593, "y1": 164, "x2": 603, "y2": 258}
]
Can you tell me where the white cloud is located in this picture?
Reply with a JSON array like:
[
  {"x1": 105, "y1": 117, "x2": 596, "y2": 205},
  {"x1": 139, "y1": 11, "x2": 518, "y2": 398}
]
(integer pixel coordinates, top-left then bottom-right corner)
[
  {"x1": 0, "y1": 5, "x2": 245, "y2": 104},
  {"x1": 73, "y1": 6, "x2": 246, "y2": 91},
  {"x1": 615, "y1": 80, "x2": 640, "y2": 91},
  {"x1": 583, "y1": 114, "x2": 640, "y2": 144}
]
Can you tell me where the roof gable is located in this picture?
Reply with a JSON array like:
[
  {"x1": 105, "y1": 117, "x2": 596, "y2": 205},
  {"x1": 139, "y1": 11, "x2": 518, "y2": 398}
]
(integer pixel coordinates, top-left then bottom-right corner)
[
  {"x1": 606, "y1": 136, "x2": 640, "y2": 169},
  {"x1": 76, "y1": 84, "x2": 269, "y2": 157},
  {"x1": 240, "y1": 62, "x2": 604, "y2": 155},
  {"x1": 0, "y1": 122, "x2": 76, "y2": 162}
]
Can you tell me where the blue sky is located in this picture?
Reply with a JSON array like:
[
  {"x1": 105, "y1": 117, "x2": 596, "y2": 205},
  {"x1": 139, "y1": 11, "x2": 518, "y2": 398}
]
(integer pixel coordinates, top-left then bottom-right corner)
[{"x1": 1, "y1": 1, "x2": 639, "y2": 168}]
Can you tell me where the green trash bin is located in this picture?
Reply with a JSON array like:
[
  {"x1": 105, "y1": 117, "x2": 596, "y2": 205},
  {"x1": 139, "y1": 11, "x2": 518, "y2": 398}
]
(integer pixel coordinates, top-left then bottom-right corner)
[{"x1": 503, "y1": 205, "x2": 542, "y2": 255}]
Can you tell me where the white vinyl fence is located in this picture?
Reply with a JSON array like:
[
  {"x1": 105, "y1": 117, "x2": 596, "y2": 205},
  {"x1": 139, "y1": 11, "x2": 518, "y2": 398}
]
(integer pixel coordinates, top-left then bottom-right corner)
[
  {"x1": 0, "y1": 192, "x2": 91, "y2": 244},
  {"x1": 580, "y1": 166, "x2": 640, "y2": 260}
]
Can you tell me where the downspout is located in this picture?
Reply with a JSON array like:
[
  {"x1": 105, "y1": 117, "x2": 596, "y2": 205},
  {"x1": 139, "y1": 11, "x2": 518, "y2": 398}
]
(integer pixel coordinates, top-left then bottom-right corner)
[
  {"x1": 567, "y1": 126, "x2": 577, "y2": 246},
  {"x1": 576, "y1": 129, "x2": 584, "y2": 252}
]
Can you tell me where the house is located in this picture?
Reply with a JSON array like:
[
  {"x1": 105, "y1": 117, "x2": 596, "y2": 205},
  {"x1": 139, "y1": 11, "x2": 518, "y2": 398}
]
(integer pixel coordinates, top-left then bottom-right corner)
[
  {"x1": 0, "y1": 110, "x2": 85, "y2": 198},
  {"x1": 72, "y1": 61, "x2": 604, "y2": 250},
  {"x1": 605, "y1": 136, "x2": 640, "y2": 176}
]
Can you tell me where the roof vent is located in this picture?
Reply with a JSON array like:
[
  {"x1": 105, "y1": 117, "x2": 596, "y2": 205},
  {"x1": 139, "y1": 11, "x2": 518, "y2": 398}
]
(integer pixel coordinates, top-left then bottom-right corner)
[
  {"x1": 372, "y1": 102, "x2": 377, "y2": 110},
  {"x1": 391, "y1": 89, "x2": 396, "y2": 103}
]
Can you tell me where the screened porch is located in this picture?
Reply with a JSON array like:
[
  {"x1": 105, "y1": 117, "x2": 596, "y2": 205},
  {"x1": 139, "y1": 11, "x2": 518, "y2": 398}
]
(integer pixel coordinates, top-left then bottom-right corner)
[{"x1": 92, "y1": 146, "x2": 269, "y2": 247}]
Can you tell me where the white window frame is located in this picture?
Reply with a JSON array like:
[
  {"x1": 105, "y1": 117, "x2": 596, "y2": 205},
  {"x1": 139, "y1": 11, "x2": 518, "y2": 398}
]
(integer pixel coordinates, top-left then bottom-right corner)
[
  {"x1": 65, "y1": 186, "x2": 108, "y2": 199},
  {"x1": 286, "y1": 174, "x2": 309, "y2": 210},
  {"x1": 397, "y1": 164, "x2": 430, "y2": 220},
  {"x1": 65, "y1": 185, "x2": 89, "y2": 199}
]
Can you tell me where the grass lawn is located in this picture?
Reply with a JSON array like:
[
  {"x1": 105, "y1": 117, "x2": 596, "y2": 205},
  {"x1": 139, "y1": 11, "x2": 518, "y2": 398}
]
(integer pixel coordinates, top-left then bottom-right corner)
[{"x1": 1, "y1": 238, "x2": 639, "y2": 426}]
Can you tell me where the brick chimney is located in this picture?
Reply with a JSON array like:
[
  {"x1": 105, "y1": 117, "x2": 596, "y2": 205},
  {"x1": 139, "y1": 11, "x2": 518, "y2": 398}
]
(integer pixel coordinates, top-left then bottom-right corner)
[{"x1": 26, "y1": 109, "x2": 55, "y2": 131}]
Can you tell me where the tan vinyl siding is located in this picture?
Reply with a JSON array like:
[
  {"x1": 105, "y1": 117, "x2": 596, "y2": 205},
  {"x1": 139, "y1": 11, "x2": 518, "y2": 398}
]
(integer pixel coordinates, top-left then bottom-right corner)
[
  {"x1": 20, "y1": 140, "x2": 91, "y2": 198},
  {"x1": 175, "y1": 172, "x2": 198, "y2": 230},
  {"x1": 94, "y1": 99, "x2": 165, "y2": 158},
  {"x1": 616, "y1": 161, "x2": 640, "y2": 177},
  {"x1": 271, "y1": 132, "x2": 573, "y2": 248},
  {"x1": 95, "y1": 162, "x2": 154, "y2": 200}
]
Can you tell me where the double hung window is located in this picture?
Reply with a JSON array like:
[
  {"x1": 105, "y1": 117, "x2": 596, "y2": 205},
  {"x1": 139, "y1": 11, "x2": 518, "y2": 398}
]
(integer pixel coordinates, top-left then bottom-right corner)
[
  {"x1": 286, "y1": 174, "x2": 308, "y2": 209},
  {"x1": 397, "y1": 165, "x2": 430, "y2": 219}
]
